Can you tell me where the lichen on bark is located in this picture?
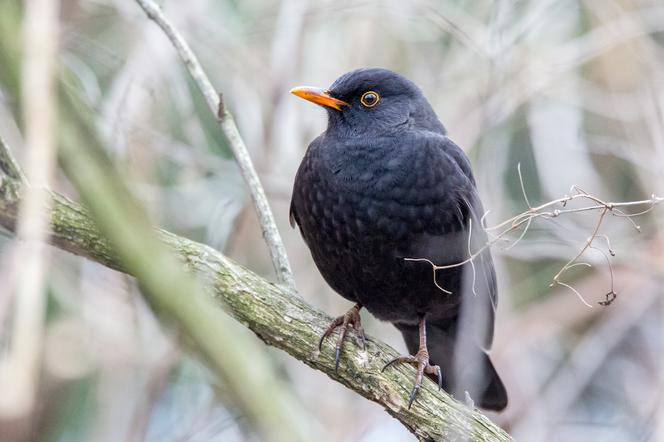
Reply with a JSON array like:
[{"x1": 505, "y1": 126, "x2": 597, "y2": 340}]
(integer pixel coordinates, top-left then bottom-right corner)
[{"x1": 0, "y1": 158, "x2": 512, "y2": 441}]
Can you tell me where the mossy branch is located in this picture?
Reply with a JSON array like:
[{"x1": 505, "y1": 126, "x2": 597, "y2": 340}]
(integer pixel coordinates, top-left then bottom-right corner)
[{"x1": 0, "y1": 138, "x2": 511, "y2": 442}]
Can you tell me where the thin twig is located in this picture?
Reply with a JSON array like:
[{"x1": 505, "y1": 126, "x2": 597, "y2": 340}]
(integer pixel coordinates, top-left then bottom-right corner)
[
  {"x1": 406, "y1": 174, "x2": 663, "y2": 307},
  {"x1": 517, "y1": 162, "x2": 532, "y2": 209},
  {"x1": 589, "y1": 245, "x2": 617, "y2": 306},
  {"x1": 550, "y1": 208, "x2": 608, "y2": 291},
  {"x1": 133, "y1": 0, "x2": 295, "y2": 290},
  {"x1": 467, "y1": 218, "x2": 478, "y2": 296}
]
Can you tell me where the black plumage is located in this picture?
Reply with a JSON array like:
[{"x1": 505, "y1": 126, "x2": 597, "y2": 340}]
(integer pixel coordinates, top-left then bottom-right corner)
[{"x1": 290, "y1": 68, "x2": 507, "y2": 411}]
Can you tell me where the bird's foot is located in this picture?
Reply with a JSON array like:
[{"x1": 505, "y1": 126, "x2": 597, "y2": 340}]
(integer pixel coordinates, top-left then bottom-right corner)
[
  {"x1": 381, "y1": 319, "x2": 442, "y2": 409},
  {"x1": 318, "y1": 303, "x2": 365, "y2": 372}
]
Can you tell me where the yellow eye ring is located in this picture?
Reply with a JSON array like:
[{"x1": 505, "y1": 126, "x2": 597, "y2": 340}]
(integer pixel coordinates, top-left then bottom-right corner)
[{"x1": 360, "y1": 91, "x2": 380, "y2": 108}]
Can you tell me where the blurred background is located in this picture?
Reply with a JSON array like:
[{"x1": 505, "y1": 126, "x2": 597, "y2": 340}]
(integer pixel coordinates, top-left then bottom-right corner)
[{"x1": 1, "y1": 0, "x2": 664, "y2": 440}]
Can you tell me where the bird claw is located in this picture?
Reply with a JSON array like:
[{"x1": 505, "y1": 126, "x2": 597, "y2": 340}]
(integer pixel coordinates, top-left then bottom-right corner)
[
  {"x1": 318, "y1": 304, "x2": 364, "y2": 372},
  {"x1": 382, "y1": 351, "x2": 442, "y2": 409},
  {"x1": 408, "y1": 383, "x2": 421, "y2": 409}
]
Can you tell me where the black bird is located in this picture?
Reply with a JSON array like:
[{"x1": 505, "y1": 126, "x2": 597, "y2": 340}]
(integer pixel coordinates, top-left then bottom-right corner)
[{"x1": 289, "y1": 68, "x2": 507, "y2": 411}]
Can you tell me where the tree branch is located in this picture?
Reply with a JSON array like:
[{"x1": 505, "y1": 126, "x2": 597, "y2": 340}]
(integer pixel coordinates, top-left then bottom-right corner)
[
  {"x1": 0, "y1": 142, "x2": 512, "y2": 442},
  {"x1": 134, "y1": 0, "x2": 295, "y2": 290},
  {"x1": 4, "y1": 92, "x2": 314, "y2": 439}
]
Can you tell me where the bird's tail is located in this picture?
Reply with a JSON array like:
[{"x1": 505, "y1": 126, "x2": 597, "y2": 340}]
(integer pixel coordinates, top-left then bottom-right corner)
[{"x1": 396, "y1": 322, "x2": 508, "y2": 411}]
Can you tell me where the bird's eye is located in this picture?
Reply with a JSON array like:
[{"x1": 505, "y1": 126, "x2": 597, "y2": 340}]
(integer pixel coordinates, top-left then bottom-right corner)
[{"x1": 360, "y1": 91, "x2": 380, "y2": 108}]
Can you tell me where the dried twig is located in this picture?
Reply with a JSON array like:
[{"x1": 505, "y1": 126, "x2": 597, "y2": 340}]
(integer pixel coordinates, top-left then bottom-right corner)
[
  {"x1": 133, "y1": 0, "x2": 295, "y2": 290},
  {"x1": 407, "y1": 165, "x2": 663, "y2": 306},
  {"x1": 515, "y1": 275, "x2": 660, "y2": 436}
]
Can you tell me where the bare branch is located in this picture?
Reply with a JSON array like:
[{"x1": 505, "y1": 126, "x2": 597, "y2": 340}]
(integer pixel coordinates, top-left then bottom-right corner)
[
  {"x1": 589, "y1": 245, "x2": 617, "y2": 307},
  {"x1": 550, "y1": 208, "x2": 609, "y2": 298},
  {"x1": 406, "y1": 171, "x2": 663, "y2": 307},
  {"x1": 0, "y1": 139, "x2": 513, "y2": 441},
  {"x1": 468, "y1": 218, "x2": 478, "y2": 296},
  {"x1": 404, "y1": 257, "x2": 453, "y2": 294},
  {"x1": 517, "y1": 162, "x2": 532, "y2": 209},
  {"x1": 133, "y1": 0, "x2": 295, "y2": 290},
  {"x1": 551, "y1": 280, "x2": 594, "y2": 309}
]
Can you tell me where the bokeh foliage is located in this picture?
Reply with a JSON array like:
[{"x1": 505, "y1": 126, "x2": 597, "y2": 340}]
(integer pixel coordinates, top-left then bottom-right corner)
[{"x1": 1, "y1": 0, "x2": 663, "y2": 441}]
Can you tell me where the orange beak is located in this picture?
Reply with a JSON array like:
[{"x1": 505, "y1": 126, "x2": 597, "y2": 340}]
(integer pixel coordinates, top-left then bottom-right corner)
[{"x1": 290, "y1": 86, "x2": 348, "y2": 111}]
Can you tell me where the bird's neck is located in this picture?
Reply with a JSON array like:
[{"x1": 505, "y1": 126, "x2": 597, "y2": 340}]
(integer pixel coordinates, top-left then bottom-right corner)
[
  {"x1": 316, "y1": 131, "x2": 415, "y2": 197},
  {"x1": 322, "y1": 132, "x2": 398, "y2": 167}
]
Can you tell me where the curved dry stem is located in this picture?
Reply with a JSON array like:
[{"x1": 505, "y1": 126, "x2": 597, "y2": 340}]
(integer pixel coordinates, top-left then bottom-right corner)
[
  {"x1": 407, "y1": 168, "x2": 662, "y2": 305},
  {"x1": 133, "y1": 0, "x2": 295, "y2": 290}
]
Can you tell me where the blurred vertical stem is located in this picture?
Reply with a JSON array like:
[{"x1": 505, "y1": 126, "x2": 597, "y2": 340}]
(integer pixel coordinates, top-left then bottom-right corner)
[
  {"x1": 55, "y1": 84, "x2": 314, "y2": 442},
  {"x1": 134, "y1": 0, "x2": 296, "y2": 290},
  {"x1": 0, "y1": 0, "x2": 59, "y2": 419},
  {"x1": 0, "y1": 4, "x2": 312, "y2": 438}
]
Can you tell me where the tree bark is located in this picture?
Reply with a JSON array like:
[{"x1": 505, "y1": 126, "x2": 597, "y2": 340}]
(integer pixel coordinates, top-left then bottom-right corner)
[{"x1": 0, "y1": 153, "x2": 512, "y2": 442}]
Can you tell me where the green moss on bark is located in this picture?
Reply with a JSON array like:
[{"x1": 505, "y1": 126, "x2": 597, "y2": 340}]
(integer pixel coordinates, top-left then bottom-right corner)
[{"x1": 0, "y1": 172, "x2": 512, "y2": 442}]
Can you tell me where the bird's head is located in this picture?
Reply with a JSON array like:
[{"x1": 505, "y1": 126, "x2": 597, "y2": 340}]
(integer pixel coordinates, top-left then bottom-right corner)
[{"x1": 290, "y1": 68, "x2": 445, "y2": 136}]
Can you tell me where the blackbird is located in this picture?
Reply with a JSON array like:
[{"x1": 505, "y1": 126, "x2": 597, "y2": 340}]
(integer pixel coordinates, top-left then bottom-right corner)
[{"x1": 289, "y1": 68, "x2": 507, "y2": 411}]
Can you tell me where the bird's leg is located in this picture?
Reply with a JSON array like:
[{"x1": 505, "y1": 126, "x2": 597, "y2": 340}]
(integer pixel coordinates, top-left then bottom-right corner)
[
  {"x1": 381, "y1": 318, "x2": 442, "y2": 409},
  {"x1": 318, "y1": 303, "x2": 365, "y2": 372}
]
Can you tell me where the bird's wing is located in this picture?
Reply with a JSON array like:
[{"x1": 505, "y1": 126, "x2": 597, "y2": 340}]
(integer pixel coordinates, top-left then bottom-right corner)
[
  {"x1": 289, "y1": 136, "x2": 323, "y2": 230},
  {"x1": 289, "y1": 198, "x2": 299, "y2": 228},
  {"x1": 456, "y1": 185, "x2": 497, "y2": 350},
  {"x1": 409, "y1": 135, "x2": 497, "y2": 350}
]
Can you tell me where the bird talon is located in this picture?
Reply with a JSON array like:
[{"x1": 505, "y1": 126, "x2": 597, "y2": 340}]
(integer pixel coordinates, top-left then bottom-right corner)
[
  {"x1": 356, "y1": 327, "x2": 366, "y2": 350},
  {"x1": 382, "y1": 320, "x2": 444, "y2": 408},
  {"x1": 318, "y1": 316, "x2": 343, "y2": 351},
  {"x1": 381, "y1": 355, "x2": 413, "y2": 372},
  {"x1": 385, "y1": 355, "x2": 439, "y2": 408},
  {"x1": 318, "y1": 304, "x2": 363, "y2": 371},
  {"x1": 381, "y1": 359, "x2": 396, "y2": 373},
  {"x1": 408, "y1": 384, "x2": 421, "y2": 409}
]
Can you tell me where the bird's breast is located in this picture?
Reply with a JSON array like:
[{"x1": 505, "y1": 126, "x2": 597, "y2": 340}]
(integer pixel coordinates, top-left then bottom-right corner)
[
  {"x1": 294, "y1": 143, "x2": 460, "y2": 260},
  {"x1": 292, "y1": 135, "x2": 471, "y2": 321}
]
